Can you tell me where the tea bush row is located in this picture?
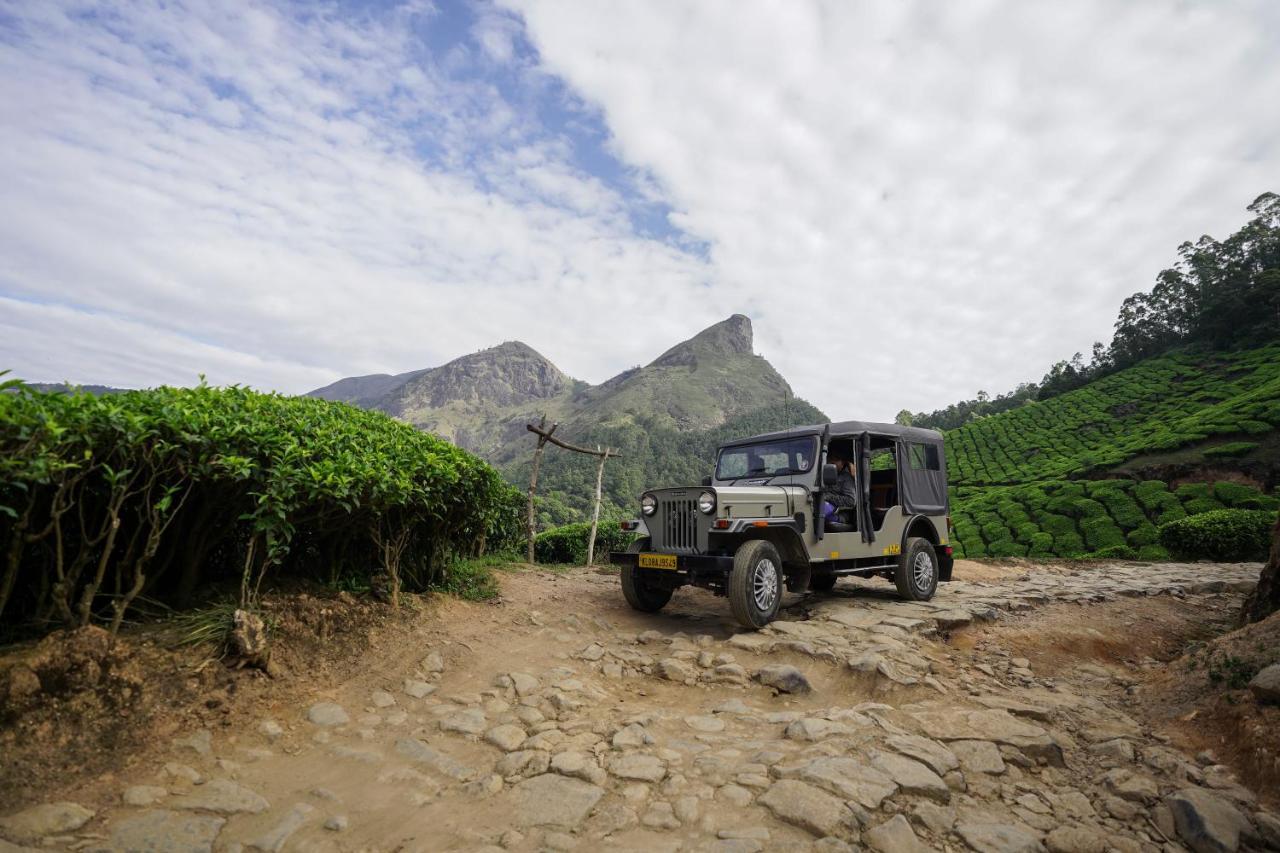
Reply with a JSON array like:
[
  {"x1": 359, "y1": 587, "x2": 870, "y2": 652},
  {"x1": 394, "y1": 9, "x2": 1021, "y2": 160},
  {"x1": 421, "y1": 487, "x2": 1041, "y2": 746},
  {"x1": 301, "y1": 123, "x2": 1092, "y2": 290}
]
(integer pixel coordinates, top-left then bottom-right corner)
[
  {"x1": 1158, "y1": 509, "x2": 1275, "y2": 561},
  {"x1": 0, "y1": 381, "x2": 523, "y2": 637},
  {"x1": 533, "y1": 521, "x2": 637, "y2": 565},
  {"x1": 944, "y1": 345, "x2": 1280, "y2": 486},
  {"x1": 950, "y1": 478, "x2": 1279, "y2": 559}
]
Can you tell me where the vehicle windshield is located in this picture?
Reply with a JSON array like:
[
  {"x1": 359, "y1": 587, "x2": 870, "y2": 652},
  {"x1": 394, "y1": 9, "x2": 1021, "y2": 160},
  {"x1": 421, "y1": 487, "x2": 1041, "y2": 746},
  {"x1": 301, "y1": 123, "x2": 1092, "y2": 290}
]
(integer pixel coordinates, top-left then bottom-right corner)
[{"x1": 715, "y1": 437, "x2": 817, "y2": 480}]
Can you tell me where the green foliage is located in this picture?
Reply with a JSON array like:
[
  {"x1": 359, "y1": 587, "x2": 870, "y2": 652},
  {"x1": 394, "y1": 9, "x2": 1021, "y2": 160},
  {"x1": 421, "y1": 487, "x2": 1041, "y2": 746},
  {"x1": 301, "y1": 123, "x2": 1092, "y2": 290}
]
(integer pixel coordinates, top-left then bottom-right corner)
[
  {"x1": 1158, "y1": 509, "x2": 1276, "y2": 561},
  {"x1": 0, "y1": 382, "x2": 520, "y2": 636},
  {"x1": 1204, "y1": 442, "x2": 1258, "y2": 459},
  {"x1": 1085, "y1": 544, "x2": 1137, "y2": 560},
  {"x1": 534, "y1": 521, "x2": 637, "y2": 565}
]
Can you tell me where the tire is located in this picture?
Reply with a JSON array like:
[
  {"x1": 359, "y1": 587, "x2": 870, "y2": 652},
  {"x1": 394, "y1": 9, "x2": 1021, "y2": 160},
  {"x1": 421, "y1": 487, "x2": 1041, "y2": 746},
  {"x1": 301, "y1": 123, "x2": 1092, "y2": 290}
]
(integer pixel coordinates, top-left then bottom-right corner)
[
  {"x1": 728, "y1": 540, "x2": 784, "y2": 630},
  {"x1": 621, "y1": 538, "x2": 673, "y2": 613},
  {"x1": 809, "y1": 571, "x2": 837, "y2": 593},
  {"x1": 896, "y1": 537, "x2": 939, "y2": 601}
]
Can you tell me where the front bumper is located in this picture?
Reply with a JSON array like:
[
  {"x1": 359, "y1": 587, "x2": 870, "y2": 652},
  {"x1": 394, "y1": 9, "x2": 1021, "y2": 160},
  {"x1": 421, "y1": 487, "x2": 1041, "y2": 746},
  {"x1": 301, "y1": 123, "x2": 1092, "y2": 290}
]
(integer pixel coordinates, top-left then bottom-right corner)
[{"x1": 609, "y1": 551, "x2": 735, "y2": 576}]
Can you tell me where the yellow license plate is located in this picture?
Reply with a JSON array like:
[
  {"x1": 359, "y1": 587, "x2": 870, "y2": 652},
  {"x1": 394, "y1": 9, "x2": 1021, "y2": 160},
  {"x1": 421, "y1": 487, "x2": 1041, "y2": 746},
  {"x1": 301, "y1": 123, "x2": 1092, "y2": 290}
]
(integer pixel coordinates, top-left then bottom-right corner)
[{"x1": 638, "y1": 552, "x2": 679, "y2": 570}]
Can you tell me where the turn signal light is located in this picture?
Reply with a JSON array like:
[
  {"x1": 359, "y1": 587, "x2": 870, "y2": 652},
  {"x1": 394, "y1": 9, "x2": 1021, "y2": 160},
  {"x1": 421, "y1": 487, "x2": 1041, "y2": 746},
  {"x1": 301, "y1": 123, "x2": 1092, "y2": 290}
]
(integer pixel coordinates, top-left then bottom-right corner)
[
  {"x1": 714, "y1": 519, "x2": 731, "y2": 529},
  {"x1": 752, "y1": 520, "x2": 769, "y2": 528}
]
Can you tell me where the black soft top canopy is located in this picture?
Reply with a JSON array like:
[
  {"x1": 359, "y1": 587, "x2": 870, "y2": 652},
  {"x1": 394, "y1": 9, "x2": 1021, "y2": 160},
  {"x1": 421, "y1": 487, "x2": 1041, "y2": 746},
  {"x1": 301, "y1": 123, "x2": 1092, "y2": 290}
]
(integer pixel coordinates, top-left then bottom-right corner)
[
  {"x1": 719, "y1": 421, "x2": 948, "y2": 515},
  {"x1": 720, "y1": 420, "x2": 944, "y2": 448}
]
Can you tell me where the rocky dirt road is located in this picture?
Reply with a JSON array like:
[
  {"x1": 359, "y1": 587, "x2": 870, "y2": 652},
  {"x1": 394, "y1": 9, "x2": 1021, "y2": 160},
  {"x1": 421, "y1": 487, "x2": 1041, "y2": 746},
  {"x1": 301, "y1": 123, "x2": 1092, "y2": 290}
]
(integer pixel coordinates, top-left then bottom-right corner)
[{"x1": 3, "y1": 561, "x2": 1278, "y2": 853}]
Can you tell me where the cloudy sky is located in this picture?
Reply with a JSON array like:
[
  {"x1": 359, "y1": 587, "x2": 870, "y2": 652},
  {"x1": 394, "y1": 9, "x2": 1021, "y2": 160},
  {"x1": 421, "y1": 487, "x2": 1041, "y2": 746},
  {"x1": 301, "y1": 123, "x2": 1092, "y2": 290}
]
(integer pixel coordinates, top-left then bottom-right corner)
[{"x1": 2, "y1": 0, "x2": 1277, "y2": 421}]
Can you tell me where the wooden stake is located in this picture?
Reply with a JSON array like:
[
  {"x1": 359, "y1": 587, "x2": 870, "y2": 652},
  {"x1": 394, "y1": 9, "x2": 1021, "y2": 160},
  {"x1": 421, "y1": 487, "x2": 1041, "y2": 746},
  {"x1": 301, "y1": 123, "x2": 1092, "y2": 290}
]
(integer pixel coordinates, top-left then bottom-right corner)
[
  {"x1": 526, "y1": 416, "x2": 555, "y2": 564},
  {"x1": 585, "y1": 446, "x2": 610, "y2": 567}
]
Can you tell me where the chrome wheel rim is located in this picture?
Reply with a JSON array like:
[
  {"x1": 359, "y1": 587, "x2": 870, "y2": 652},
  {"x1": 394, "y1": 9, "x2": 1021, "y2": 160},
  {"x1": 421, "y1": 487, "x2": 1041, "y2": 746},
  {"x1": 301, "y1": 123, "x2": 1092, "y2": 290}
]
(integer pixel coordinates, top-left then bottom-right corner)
[
  {"x1": 753, "y1": 558, "x2": 779, "y2": 612},
  {"x1": 913, "y1": 551, "x2": 934, "y2": 590}
]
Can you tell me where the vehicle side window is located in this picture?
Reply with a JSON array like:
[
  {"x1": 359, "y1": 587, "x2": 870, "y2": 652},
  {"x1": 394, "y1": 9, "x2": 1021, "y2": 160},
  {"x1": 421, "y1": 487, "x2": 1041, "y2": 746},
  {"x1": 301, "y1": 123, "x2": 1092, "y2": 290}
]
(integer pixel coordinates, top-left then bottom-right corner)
[{"x1": 909, "y1": 443, "x2": 940, "y2": 471}]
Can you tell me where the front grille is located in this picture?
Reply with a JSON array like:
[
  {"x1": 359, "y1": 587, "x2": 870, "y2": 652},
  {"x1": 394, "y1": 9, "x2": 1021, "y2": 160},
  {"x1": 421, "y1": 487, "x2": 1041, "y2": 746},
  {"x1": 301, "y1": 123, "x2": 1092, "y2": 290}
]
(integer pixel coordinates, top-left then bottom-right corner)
[{"x1": 660, "y1": 498, "x2": 699, "y2": 553}]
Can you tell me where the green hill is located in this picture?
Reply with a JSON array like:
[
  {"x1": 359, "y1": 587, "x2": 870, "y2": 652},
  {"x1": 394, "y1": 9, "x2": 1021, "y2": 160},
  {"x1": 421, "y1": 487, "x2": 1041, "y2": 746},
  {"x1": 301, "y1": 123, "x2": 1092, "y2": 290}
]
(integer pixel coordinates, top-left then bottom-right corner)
[{"x1": 946, "y1": 344, "x2": 1280, "y2": 559}]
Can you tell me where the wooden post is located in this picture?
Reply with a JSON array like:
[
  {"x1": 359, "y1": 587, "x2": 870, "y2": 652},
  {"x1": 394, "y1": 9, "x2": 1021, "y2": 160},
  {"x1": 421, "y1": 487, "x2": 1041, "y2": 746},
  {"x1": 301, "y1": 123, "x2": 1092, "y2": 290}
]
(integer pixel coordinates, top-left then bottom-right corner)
[
  {"x1": 585, "y1": 446, "x2": 610, "y2": 567},
  {"x1": 526, "y1": 416, "x2": 555, "y2": 564},
  {"x1": 524, "y1": 421, "x2": 622, "y2": 566}
]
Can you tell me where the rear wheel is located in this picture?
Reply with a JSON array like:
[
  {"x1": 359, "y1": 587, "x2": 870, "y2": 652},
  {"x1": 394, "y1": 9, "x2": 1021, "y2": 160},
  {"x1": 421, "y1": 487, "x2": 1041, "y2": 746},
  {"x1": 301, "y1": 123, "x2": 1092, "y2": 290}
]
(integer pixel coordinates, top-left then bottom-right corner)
[
  {"x1": 729, "y1": 540, "x2": 783, "y2": 630},
  {"x1": 895, "y1": 537, "x2": 938, "y2": 601},
  {"x1": 809, "y1": 571, "x2": 837, "y2": 593},
  {"x1": 621, "y1": 538, "x2": 673, "y2": 613}
]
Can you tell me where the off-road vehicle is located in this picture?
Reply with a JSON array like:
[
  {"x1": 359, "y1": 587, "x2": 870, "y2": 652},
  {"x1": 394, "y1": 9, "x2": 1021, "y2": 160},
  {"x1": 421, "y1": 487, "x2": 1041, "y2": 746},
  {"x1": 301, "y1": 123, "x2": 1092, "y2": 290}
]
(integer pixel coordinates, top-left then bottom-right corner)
[{"x1": 610, "y1": 421, "x2": 953, "y2": 629}]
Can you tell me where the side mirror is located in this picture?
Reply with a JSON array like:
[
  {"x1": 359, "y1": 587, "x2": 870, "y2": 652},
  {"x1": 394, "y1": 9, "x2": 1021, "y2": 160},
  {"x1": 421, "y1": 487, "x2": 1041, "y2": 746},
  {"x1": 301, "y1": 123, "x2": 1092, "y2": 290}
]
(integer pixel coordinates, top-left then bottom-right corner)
[
  {"x1": 822, "y1": 463, "x2": 838, "y2": 487},
  {"x1": 701, "y1": 475, "x2": 713, "y2": 487}
]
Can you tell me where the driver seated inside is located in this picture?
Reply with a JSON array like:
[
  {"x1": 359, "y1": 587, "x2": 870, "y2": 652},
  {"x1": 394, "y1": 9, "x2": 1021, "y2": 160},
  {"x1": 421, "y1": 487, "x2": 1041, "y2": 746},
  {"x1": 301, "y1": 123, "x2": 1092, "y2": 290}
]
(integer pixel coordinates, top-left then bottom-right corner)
[{"x1": 821, "y1": 449, "x2": 857, "y2": 523}]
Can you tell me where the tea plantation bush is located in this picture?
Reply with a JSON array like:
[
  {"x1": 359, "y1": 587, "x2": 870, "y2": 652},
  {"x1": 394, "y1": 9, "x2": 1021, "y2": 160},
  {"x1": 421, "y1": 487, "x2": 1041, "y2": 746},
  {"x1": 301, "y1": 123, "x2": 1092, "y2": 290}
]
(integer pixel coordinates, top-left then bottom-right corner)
[
  {"x1": 533, "y1": 521, "x2": 637, "y2": 564},
  {"x1": 0, "y1": 381, "x2": 522, "y2": 636},
  {"x1": 944, "y1": 345, "x2": 1280, "y2": 486},
  {"x1": 1157, "y1": 509, "x2": 1276, "y2": 561},
  {"x1": 950, "y1": 479, "x2": 1279, "y2": 560}
]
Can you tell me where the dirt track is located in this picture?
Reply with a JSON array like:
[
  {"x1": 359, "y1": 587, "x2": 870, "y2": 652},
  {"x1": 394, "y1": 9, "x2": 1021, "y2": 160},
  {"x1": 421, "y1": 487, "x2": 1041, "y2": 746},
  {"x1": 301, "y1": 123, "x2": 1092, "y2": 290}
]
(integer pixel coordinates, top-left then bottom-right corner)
[{"x1": 2, "y1": 560, "x2": 1278, "y2": 852}]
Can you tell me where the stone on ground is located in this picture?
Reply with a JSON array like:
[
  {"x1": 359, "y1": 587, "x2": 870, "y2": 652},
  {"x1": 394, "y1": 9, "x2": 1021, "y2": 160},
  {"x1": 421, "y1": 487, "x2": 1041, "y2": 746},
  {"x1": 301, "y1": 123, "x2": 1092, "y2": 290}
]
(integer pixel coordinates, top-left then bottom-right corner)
[
  {"x1": 395, "y1": 737, "x2": 475, "y2": 781},
  {"x1": 247, "y1": 803, "x2": 315, "y2": 852},
  {"x1": 1166, "y1": 787, "x2": 1252, "y2": 853},
  {"x1": 503, "y1": 774, "x2": 604, "y2": 828},
  {"x1": 758, "y1": 780, "x2": 850, "y2": 837},
  {"x1": 753, "y1": 664, "x2": 813, "y2": 694},
  {"x1": 608, "y1": 753, "x2": 667, "y2": 782},
  {"x1": 306, "y1": 702, "x2": 349, "y2": 727},
  {"x1": 484, "y1": 724, "x2": 528, "y2": 752},
  {"x1": 1045, "y1": 826, "x2": 1107, "y2": 853},
  {"x1": 885, "y1": 734, "x2": 960, "y2": 776},
  {"x1": 123, "y1": 785, "x2": 169, "y2": 806},
  {"x1": 955, "y1": 822, "x2": 1044, "y2": 853},
  {"x1": 864, "y1": 814, "x2": 929, "y2": 853},
  {"x1": 106, "y1": 810, "x2": 225, "y2": 853},
  {"x1": 170, "y1": 779, "x2": 270, "y2": 815},
  {"x1": 1248, "y1": 664, "x2": 1280, "y2": 705},
  {"x1": 950, "y1": 740, "x2": 1005, "y2": 775},
  {"x1": 0, "y1": 802, "x2": 94, "y2": 844},
  {"x1": 866, "y1": 749, "x2": 950, "y2": 802}
]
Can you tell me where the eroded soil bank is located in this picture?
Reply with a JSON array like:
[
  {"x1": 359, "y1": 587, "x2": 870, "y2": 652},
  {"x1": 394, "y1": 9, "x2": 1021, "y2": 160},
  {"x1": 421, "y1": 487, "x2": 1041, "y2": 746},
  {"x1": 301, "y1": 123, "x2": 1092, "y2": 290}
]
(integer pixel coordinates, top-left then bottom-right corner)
[{"x1": 2, "y1": 559, "x2": 1277, "y2": 853}]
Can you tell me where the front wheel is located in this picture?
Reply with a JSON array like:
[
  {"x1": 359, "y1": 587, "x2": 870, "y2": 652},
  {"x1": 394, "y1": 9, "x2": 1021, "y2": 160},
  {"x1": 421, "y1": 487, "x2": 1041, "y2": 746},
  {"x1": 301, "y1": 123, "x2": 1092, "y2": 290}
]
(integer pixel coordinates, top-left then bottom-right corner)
[
  {"x1": 895, "y1": 537, "x2": 939, "y2": 601},
  {"x1": 621, "y1": 538, "x2": 673, "y2": 613},
  {"x1": 729, "y1": 540, "x2": 784, "y2": 630}
]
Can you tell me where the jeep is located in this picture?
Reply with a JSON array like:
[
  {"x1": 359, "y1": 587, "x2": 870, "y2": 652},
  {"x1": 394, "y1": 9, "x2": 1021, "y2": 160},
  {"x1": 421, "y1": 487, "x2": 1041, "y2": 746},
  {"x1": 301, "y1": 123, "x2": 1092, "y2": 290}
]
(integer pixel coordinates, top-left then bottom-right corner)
[{"x1": 609, "y1": 421, "x2": 954, "y2": 629}]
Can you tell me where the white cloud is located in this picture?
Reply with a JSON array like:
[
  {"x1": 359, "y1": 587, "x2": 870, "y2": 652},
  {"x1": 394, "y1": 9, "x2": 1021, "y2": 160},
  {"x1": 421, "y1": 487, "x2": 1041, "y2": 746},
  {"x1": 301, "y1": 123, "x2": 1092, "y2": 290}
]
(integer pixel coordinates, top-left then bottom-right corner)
[
  {"x1": 1, "y1": 0, "x2": 1278, "y2": 424},
  {"x1": 507, "y1": 0, "x2": 1280, "y2": 418}
]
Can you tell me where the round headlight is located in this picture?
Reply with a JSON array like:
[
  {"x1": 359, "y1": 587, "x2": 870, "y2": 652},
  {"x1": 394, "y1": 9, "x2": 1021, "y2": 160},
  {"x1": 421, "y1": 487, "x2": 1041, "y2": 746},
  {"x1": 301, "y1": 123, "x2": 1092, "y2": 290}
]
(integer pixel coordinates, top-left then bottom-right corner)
[
  {"x1": 640, "y1": 494, "x2": 657, "y2": 516},
  {"x1": 698, "y1": 491, "x2": 716, "y2": 514}
]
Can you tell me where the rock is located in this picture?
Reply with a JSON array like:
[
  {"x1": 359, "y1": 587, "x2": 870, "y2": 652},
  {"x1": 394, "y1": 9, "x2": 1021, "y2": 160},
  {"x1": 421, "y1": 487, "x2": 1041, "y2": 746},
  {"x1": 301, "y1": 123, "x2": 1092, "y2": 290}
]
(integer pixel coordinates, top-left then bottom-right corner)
[
  {"x1": 719, "y1": 784, "x2": 754, "y2": 807},
  {"x1": 784, "y1": 718, "x2": 855, "y2": 741},
  {"x1": 106, "y1": 810, "x2": 224, "y2": 853},
  {"x1": 503, "y1": 774, "x2": 605, "y2": 828},
  {"x1": 1248, "y1": 664, "x2": 1280, "y2": 705},
  {"x1": 758, "y1": 780, "x2": 851, "y2": 837},
  {"x1": 865, "y1": 814, "x2": 929, "y2": 853},
  {"x1": 950, "y1": 740, "x2": 1005, "y2": 775},
  {"x1": 753, "y1": 664, "x2": 812, "y2": 694},
  {"x1": 123, "y1": 785, "x2": 169, "y2": 806},
  {"x1": 370, "y1": 689, "x2": 396, "y2": 708},
  {"x1": 910, "y1": 802, "x2": 955, "y2": 835},
  {"x1": 1045, "y1": 826, "x2": 1106, "y2": 853},
  {"x1": 1254, "y1": 811, "x2": 1280, "y2": 849},
  {"x1": 174, "y1": 729, "x2": 213, "y2": 756},
  {"x1": 247, "y1": 803, "x2": 315, "y2": 852},
  {"x1": 307, "y1": 702, "x2": 349, "y2": 727},
  {"x1": 612, "y1": 723, "x2": 652, "y2": 749},
  {"x1": 1104, "y1": 768, "x2": 1160, "y2": 802},
  {"x1": 422, "y1": 650, "x2": 445, "y2": 673},
  {"x1": 575, "y1": 642, "x2": 605, "y2": 661},
  {"x1": 955, "y1": 822, "x2": 1044, "y2": 853},
  {"x1": 1166, "y1": 787, "x2": 1251, "y2": 853},
  {"x1": 485, "y1": 724, "x2": 528, "y2": 752},
  {"x1": 641, "y1": 801, "x2": 681, "y2": 830},
  {"x1": 608, "y1": 753, "x2": 667, "y2": 782},
  {"x1": 866, "y1": 750, "x2": 949, "y2": 802},
  {"x1": 403, "y1": 678, "x2": 436, "y2": 699},
  {"x1": 550, "y1": 751, "x2": 605, "y2": 786},
  {"x1": 257, "y1": 720, "x2": 284, "y2": 740},
  {"x1": 440, "y1": 708, "x2": 487, "y2": 736},
  {"x1": 0, "y1": 802, "x2": 94, "y2": 843},
  {"x1": 1104, "y1": 795, "x2": 1140, "y2": 821},
  {"x1": 164, "y1": 762, "x2": 204, "y2": 784},
  {"x1": 1089, "y1": 738, "x2": 1135, "y2": 763},
  {"x1": 170, "y1": 779, "x2": 270, "y2": 815},
  {"x1": 776, "y1": 756, "x2": 897, "y2": 810},
  {"x1": 685, "y1": 715, "x2": 725, "y2": 733},
  {"x1": 657, "y1": 658, "x2": 697, "y2": 682},
  {"x1": 910, "y1": 709, "x2": 1062, "y2": 765},
  {"x1": 509, "y1": 672, "x2": 540, "y2": 696},
  {"x1": 395, "y1": 737, "x2": 475, "y2": 781},
  {"x1": 496, "y1": 750, "x2": 551, "y2": 779},
  {"x1": 885, "y1": 735, "x2": 960, "y2": 776},
  {"x1": 324, "y1": 815, "x2": 348, "y2": 831}
]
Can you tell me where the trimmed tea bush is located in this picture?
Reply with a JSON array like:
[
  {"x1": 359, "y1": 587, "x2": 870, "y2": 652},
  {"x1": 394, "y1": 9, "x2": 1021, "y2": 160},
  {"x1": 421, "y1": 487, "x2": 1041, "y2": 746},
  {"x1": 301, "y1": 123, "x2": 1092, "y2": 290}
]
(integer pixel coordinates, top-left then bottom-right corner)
[
  {"x1": 534, "y1": 521, "x2": 636, "y2": 564},
  {"x1": 1204, "y1": 442, "x2": 1257, "y2": 459},
  {"x1": 1157, "y1": 509, "x2": 1276, "y2": 561}
]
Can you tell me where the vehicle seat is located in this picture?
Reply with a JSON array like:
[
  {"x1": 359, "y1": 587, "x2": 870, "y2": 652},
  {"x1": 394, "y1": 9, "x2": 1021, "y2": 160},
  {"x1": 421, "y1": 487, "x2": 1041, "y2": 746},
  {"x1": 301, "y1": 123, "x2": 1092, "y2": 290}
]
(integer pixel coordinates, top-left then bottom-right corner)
[{"x1": 826, "y1": 507, "x2": 857, "y2": 533}]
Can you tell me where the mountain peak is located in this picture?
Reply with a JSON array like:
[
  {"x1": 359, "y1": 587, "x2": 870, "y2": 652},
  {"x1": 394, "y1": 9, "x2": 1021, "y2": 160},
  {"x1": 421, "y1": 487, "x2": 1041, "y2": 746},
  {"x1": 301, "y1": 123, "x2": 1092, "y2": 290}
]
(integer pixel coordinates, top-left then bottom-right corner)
[{"x1": 650, "y1": 314, "x2": 753, "y2": 367}]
